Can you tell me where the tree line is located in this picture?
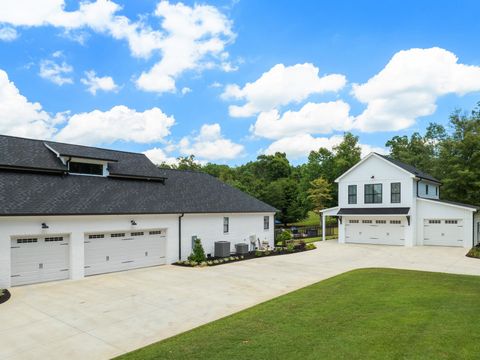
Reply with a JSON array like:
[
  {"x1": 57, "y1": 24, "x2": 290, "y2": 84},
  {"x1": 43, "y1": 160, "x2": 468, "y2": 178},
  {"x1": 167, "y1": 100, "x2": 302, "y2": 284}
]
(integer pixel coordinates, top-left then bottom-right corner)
[{"x1": 159, "y1": 103, "x2": 480, "y2": 225}]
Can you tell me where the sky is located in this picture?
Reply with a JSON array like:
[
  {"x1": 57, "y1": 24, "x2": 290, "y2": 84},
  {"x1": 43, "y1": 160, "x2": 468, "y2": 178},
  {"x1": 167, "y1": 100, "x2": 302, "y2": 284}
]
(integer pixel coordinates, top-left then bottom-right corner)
[{"x1": 1, "y1": 0, "x2": 480, "y2": 166}]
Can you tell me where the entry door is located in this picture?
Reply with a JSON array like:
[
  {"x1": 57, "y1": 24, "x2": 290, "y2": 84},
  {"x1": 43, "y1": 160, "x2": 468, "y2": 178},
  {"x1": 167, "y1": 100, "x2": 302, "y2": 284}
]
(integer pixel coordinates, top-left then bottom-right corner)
[
  {"x1": 423, "y1": 219, "x2": 463, "y2": 246},
  {"x1": 11, "y1": 236, "x2": 70, "y2": 286},
  {"x1": 84, "y1": 229, "x2": 167, "y2": 276}
]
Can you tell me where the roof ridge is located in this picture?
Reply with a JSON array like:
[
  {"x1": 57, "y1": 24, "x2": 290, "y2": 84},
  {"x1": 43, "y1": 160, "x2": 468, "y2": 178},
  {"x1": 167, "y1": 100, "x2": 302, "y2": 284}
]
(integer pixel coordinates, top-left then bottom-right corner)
[{"x1": 0, "y1": 134, "x2": 147, "y2": 156}]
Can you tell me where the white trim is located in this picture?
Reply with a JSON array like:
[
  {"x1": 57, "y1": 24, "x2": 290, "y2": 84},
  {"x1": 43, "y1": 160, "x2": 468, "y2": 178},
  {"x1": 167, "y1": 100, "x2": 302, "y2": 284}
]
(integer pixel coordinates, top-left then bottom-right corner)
[
  {"x1": 339, "y1": 214, "x2": 408, "y2": 217},
  {"x1": 320, "y1": 206, "x2": 339, "y2": 214},
  {"x1": 417, "y1": 197, "x2": 478, "y2": 212},
  {"x1": 334, "y1": 152, "x2": 415, "y2": 183}
]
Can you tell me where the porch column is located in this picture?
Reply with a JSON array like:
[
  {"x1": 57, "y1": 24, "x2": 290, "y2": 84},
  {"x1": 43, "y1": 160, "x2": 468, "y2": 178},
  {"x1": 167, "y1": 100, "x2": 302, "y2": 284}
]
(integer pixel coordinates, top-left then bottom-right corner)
[{"x1": 322, "y1": 212, "x2": 326, "y2": 242}]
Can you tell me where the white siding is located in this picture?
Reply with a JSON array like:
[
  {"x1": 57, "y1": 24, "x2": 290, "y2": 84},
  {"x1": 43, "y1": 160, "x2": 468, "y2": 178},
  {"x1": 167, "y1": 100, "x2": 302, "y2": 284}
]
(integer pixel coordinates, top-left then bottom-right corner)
[
  {"x1": 0, "y1": 212, "x2": 274, "y2": 288},
  {"x1": 417, "y1": 181, "x2": 440, "y2": 199}
]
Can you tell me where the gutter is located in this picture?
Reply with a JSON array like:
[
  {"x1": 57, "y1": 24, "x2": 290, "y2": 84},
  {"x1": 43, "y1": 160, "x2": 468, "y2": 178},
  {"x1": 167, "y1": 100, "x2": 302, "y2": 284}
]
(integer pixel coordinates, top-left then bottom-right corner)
[{"x1": 178, "y1": 213, "x2": 185, "y2": 261}]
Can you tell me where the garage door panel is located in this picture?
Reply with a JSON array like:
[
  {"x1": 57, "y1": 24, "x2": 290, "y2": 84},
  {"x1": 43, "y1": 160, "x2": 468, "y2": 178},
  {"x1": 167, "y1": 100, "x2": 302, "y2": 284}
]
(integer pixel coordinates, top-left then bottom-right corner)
[
  {"x1": 423, "y1": 219, "x2": 463, "y2": 246},
  {"x1": 85, "y1": 230, "x2": 166, "y2": 276},
  {"x1": 11, "y1": 236, "x2": 70, "y2": 286},
  {"x1": 346, "y1": 219, "x2": 405, "y2": 245}
]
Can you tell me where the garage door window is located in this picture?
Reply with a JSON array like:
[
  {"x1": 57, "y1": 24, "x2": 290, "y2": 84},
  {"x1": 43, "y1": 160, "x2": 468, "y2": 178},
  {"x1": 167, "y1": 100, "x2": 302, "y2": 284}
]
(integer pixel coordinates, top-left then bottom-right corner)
[
  {"x1": 111, "y1": 233, "x2": 125, "y2": 237},
  {"x1": 17, "y1": 238, "x2": 38, "y2": 244},
  {"x1": 131, "y1": 232, "x2": 144, "y2": 236},
  {"x1": 89, "y1": 234, "x2": 104, "y2": 239},
  {"x1": 429, "y1": 220, "x2": 441, "y2": 224},
  {"x1": 44, "y1": 237, "x2": 64, "y2": 242},
  {"x1": 365, "y1": 184, "x2": 382, "y2": 204},
  {"x1": 362, "y1": 220, "x2": 372, "y2": 224},
  {"x1": 390, "y1": 220, "x2": 401, "y2": 224},
  {"x1": 445, "y1": 220, "x2": 458, "y2": 224},
  {"x1": 349, "y1": 220, "x2": 359, "y2": 223},
  {"x1": 376, "y1": 220, "x2": 386, "y2": 224}
]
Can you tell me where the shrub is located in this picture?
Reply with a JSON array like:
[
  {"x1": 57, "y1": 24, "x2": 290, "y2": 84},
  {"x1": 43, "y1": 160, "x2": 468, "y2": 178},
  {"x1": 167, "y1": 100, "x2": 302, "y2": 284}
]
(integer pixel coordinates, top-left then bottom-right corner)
[
  {"x1": 189, "y1": 261, "x2": 198, "y2": 267},
  {"x1": 286, "y1": 242, "x2": 295, "y2": 253},
  {"x1": 264, "y1": 250, "x2": 271, "y2": 256},
  {"x1": 306, "y1": 243, "x2": 317, "y2": 250},
  {"x1": 255, "y1": 250, "x2": 264, "y2": 257},
  {"x1": 240, "y1": 255, "x2": 244, "y2": 259},
  {"x1": 213, "y1": 260, "x2": 220, "y2": 264},
  {"x1": 188, "y1": 238, "x2": 207, "y2": 263},
  {"x1": 294, "y1": 240, "x2": 306, "y2": 251},
  {"x1": 276, "y1": 230, "x2": 292, "y2": 246},
  {"x1": 467, "y1": 246, "x2": 480, "y2": 258},
  {"x1": 229, "y1": 256, "x2": 235, "y2": 261},
  {"x1": 200, "y1": 261, "x2": 207, "y2": 267},
  {"x1": 207, "y1": 261, "x2": 214, "y2": 265}
]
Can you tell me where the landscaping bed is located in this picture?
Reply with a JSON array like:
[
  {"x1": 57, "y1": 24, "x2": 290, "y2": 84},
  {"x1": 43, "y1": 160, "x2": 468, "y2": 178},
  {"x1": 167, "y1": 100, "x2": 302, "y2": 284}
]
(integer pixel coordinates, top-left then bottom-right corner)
[
  {"x1": 466, "y1": 245, "x2": 480, "y2": 259},
  {"x1": 174, "y1": 242, "x2": 316, "y2": 268},
  {"x1": 0, "y1": 289, "x2": 11, "y2": 305}
]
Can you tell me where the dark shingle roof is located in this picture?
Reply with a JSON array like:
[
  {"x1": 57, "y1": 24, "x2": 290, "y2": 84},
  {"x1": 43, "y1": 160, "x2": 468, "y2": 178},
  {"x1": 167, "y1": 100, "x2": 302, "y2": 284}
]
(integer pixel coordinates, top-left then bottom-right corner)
[
  {"x1": 0, "y1": 169, "x2": 276, "y2": 215},
  {"x1": 0, "y1": 135, "x2": 276, "y2": 216},
  {"x1": 377, "y1": 154, "x2": 441, "y2": 183},
  {"x1": 337, "y1": 207, "x2": 410, "y2": 215}
]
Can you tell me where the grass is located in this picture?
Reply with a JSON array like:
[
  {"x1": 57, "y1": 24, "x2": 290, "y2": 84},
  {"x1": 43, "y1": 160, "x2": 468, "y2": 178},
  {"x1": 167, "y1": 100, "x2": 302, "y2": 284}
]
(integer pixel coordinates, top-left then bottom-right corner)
[
  {"x1": 116, "y1": 268, "x2": 480, "y2": 360},
  {"x1": 289, "y1": 211, "x2": 320, "y2": 226},
  {"x1": 298, "y1": 235, "x2": 337, "y2": 244}
]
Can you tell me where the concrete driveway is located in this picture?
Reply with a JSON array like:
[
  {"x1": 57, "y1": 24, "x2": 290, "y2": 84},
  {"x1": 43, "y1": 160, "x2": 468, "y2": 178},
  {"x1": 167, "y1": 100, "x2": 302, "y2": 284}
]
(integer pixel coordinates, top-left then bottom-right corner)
[{"x1": 2, "y1": 241, "x2": 480, "y2": 360}]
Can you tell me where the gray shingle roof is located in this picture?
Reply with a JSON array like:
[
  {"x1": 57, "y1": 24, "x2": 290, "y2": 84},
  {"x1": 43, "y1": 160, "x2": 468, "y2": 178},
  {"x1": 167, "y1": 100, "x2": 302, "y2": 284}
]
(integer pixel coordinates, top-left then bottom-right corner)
[
  {"x1": 377, "y1": 154, "x2": 441, "y2": 183},
  {"x1": 0, "y1": 135, "x2": 276, "y2": 216}
]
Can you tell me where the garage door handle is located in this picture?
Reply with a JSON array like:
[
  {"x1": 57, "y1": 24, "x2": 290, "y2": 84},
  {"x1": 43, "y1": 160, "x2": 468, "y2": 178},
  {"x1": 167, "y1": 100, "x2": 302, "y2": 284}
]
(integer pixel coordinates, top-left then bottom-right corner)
[
  {"x1": 11, "y1": 275, "x2": 20, "y2": 278},
  {"x1": 11, "y1": 246, "x2": 20, "y2": 249},
  {"x1": 122, "y1": 260, "x2": 134, "y2": 263},
  {"x1": 84, "y1": 266, "x2": 91, "y2": 268},
  {"x1": 122, "y1": 238, "x2": 134, "y2": 241},
  {"x1": 60, "y1": 269, "x2": 69, "y2": 272},
  {"x1": 60, "y1": 243, "x2": 68, "y2": 246},
  {"x1": 84, "y1": 241, "x2": 91, "y2": 243}
]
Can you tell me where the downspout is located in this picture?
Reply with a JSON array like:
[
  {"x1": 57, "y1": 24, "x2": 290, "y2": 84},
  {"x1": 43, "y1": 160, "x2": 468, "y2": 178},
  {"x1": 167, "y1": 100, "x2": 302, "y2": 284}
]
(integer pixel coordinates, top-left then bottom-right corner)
[
  {"x1": 473, "y1": 211, "x2": 476, "y2": 248},
  {"x1": 178, "y1": 213, "x2": 185, "y2": 261}
]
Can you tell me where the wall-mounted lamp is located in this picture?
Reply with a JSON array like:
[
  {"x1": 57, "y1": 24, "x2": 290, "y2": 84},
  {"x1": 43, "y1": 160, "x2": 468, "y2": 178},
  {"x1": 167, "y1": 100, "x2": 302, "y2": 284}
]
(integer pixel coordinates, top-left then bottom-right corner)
[
  {"x1": 41, "y1": 222, "x2": 49, "y2": 229},
  {"x1": 371, "y1": 175, "x2": 375, "y2": 179},
  {"x1": 131, "y1": 220, "x2": 137, "y2": 226}
]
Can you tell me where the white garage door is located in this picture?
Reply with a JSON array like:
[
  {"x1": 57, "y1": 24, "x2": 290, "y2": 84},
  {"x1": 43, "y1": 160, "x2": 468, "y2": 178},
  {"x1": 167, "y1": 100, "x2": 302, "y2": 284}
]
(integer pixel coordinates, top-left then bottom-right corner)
[
  {"x1": 345, "y1": 219, "x2": 405, "y2": 245},
  {"x1": 11, "y1": 235, "x2": 70, "y2": 286},
  {"x1": 84, "y1": 229, "x2": 167, "y2": 276},
  {"x1": 423, "y1": 219, "x2": 464, "y2": 247}
]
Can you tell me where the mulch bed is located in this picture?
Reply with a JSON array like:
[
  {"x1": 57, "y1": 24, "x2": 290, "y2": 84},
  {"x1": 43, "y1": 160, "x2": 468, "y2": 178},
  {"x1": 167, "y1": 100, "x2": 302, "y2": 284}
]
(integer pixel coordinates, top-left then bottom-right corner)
[
  {"x1": 466, "y1": 246, "x2": 480, "y2": 259},
  {"x1": 0, "y1": 289, "x2": 11, "y2": 305},
  {"x1": 174, "y1": 246, "x2": 316, "y2": 268}
]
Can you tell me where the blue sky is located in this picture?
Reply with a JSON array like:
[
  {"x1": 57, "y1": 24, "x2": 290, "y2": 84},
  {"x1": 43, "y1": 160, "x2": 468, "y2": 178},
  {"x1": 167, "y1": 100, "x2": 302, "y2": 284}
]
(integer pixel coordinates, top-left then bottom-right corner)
[{"x1": 1, "y1": 0, "x2": 480, "y2": 165}]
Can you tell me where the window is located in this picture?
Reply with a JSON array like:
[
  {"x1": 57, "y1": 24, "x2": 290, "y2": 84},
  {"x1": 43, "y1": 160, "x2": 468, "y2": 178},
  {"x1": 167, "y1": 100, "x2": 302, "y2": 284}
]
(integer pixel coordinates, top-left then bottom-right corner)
[
  {"x1": 426, "y1": 184, "x2": 429, "y2": 195},
  {"x1": 17, "y1": 238, "x2": 38, "y2": 244},
  {"x1": 428, "y1": 220, "x2": 441, "y2": 224},
  {"x1": 445, "y1": 220, "x2": 458, "y2": 224},
  {"x1": 391, "y1": 182, "x2": 401, "y2": 203},
  {"x1": 69, "y1": 162, "x2": 103, "y2": 176},
  {"x1": 223, "y1": 217, "x2": 229, "y2": 233},
  {"x1": 364, "y1": 184, "x2": 382, "y2": 204},
  {"x1": 348, "y1": 185, "x2": 357, "y2": 204},
  {"x1": 44, "y1": 236, "x2": 64, "y2": 242},
  {"x1": 131, "y1": 232, "x2": 144, "y2": 236},
  {"x1": 149, "y1": 230, "x2": 163, "y2": 235},
  {"x1": 110, "y1": 233, "x2": 125, "y2": 238},
  {"x1": 435, "y1": 186, "x2": 438, "y2": 196},
  {"x1": 349, "y1": 220, "x2": 359, "y2": 224},
  {"x1": 376, "y1": 220, "x2": 386, "y2": 224},
  {"x1": 362, "y1": 220, "x2": 372, "y2": 224},
  {"x1": 390, "y1": 220, "x2": 401, "y2": 224},
  {"x1": 88, "y1": 234, "x2": 104, "y2": 239},
  {"x1": 264, "y1": 216, "x2": 269, "y2": 230}
]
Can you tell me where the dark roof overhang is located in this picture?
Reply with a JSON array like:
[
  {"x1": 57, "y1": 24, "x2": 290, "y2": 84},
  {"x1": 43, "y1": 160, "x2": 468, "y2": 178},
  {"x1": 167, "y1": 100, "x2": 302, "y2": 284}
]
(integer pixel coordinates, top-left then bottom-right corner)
[{"x1": 337, "y1": 207, "x2": 410, "y2": 215}]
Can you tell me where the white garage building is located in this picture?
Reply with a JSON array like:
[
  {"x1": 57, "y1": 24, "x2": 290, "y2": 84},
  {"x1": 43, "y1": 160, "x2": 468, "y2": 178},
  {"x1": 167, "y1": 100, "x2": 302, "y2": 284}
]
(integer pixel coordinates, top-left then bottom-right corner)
[
  {"x1": 322, "y1": 153, "x2": 479, "y2": 248},
  {"x1": 0, "y1": 135, "x2": 275, "y2": 288}
]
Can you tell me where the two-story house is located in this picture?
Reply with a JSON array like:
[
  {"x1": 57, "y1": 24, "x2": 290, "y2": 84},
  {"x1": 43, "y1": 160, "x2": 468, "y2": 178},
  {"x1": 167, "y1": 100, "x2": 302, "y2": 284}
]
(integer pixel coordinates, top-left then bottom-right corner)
[
  {"x1": 321, "y1": 153, "x2": 479, "y2": 248},
  {"x1": 0, "y1": 135, "x2": 275, "y2": 288}
]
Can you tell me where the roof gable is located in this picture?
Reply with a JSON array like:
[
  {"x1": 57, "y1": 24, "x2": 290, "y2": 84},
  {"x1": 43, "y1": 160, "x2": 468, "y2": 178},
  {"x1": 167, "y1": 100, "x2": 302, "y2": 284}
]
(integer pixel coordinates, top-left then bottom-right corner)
[{"x1": 377, "y1": 154, "x2": 440, "y2": 184}]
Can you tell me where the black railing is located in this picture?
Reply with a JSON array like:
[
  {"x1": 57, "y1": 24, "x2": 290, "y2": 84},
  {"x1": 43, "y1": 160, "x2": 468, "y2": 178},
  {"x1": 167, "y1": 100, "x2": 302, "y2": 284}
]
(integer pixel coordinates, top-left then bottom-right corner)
[{"x1": 274, "y1": 225, "x2": 338, "y2": 240}]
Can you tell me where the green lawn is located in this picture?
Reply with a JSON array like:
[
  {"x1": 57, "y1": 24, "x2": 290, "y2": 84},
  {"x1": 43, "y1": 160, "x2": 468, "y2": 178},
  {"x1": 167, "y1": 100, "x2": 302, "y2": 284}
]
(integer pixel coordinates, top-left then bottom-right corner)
[
  {"x1": 116, "y1": 269, "x2": 480, "y2": 360},
  {"x1": 289, "y1": 211, "x2": 320, "y2": 226}
]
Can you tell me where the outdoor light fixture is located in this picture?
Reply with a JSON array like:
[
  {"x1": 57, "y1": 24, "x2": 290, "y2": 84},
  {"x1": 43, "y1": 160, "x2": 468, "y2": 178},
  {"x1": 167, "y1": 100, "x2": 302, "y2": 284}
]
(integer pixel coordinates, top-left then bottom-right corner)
[
  {"x1": 371, "y1": 175, "x2": 375, "y2": 179},
  {"x1": 41, "y1": 222, "x2": 49, "y2": 229},
  {"x1": 131, "y1": 220, "x2": 137, "y2": 226}
]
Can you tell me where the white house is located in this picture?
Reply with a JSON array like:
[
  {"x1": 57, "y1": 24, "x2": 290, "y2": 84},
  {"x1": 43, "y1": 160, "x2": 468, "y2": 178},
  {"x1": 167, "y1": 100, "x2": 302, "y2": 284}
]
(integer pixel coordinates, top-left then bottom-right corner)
[
  {"x1": 321, "y1": 153, "x2": 479, "y2": 248},
  {"x1": 0, "y1": 135, "x2": 275, "y2": 288}
]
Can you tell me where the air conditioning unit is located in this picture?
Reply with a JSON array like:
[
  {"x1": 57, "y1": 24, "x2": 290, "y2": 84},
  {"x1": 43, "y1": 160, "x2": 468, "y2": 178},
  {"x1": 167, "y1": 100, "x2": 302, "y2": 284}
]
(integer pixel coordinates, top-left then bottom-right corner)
[{"x1": 214, "y1": 241, "x2": 230, "y2": 258}]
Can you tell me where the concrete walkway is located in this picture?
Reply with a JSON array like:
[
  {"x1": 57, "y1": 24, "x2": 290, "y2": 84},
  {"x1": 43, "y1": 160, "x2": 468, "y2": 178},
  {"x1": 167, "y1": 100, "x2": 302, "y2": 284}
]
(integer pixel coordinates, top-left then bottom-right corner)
[{"x1": 2, "y1": 241, "x2": 480, "y2": 360}]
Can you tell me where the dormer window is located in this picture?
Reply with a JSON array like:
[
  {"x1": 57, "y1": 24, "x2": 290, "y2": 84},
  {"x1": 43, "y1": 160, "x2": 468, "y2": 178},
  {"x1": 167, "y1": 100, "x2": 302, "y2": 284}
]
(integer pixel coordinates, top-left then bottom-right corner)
[{"x1": 69, "y1": 162, "x2": 104, "y2": 176}]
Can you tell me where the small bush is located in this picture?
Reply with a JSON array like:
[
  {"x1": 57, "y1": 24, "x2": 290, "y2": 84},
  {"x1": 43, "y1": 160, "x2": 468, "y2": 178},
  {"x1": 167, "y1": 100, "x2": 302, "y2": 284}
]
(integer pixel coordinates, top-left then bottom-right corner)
[
  {"x1": 467, "y1": 246, "x2": 480, "y2": 258},
  {"x1": 207, "y1": 261, "x2": 214, "y2": 265},
  {"x1": 188, "y1": 238, "x2": 207, "y2": 263},
  {"x1": 229, "y1": 256, "x2": 235, "y2": 261},
  {"x1": 189, "y1": 261, "x2": 198, "y2": 267},
  {"x1": 240, "y1": 255, "x2": 244, "y2": 259},
  {"x1": 213, "y1": 260, "x2": 220, "y2": 264},
  {"x1": 294, "y1": 240, "x2": 306, "y2": 251},
  {"x1": 276, "y1": 230, "x2": 292, "y2": 246},
  {"x1": 200, "y1": 261, "x2": 207, "y2": 267},
  {"x1": 305, "y1": 243, "x2": 317, "y2": 250},
  {"x1": 264, "y1": 250, "x2": 271, "y2": 256},
  {"x1": 255, "y1": 250, "x2": 264, "y2": 257},
  {"x1": 286, "y1": 242, "x2": 295, "y2": 253}
]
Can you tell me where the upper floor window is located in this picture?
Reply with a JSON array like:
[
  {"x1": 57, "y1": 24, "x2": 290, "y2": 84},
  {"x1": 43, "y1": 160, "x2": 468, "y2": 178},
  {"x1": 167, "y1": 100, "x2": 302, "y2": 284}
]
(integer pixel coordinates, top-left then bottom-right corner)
[
  {"x1": 391, "y1": 182, "x2": 401, "y2": 203},
  {"x1": 69, "y1": 162, "x2": 103, "y2": 176},
  {"x1": 348, "y1": 185, "x2": 357, "y2": 204},
  {"x1": 365, "y1": 184, "x2": 382, "y2": 204},
  {"x1": 425, "y1": 184, "x2": 429, "y2": 195},
  {"x1": 223, "y1": 217, "x2": 229, "y2": 233},
  {"x1": 435, "y1": 186, "x2": 438, "y2": 196},
  {"x1": 264, "y1": 216, "x2": 270, "y2": 230}
]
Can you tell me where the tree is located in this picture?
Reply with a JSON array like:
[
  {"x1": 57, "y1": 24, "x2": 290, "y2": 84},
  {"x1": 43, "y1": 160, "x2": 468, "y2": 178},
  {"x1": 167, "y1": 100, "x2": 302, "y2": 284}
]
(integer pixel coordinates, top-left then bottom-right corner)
[
  {"x1": 261, "y1": 178, "x2": 305, "y2": 225},
  {"x1": 307, "y1": 177, "x2": 333, "y2": 213},
  {"x1": 176, "y1": 155, "x2": 203, "y2": 171}
]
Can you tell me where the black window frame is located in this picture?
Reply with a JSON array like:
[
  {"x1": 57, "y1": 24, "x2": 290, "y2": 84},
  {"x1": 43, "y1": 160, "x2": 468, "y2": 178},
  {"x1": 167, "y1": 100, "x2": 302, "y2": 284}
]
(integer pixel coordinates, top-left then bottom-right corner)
[
  {"x1": 263, "y1": 216, "x2": 269, "y2": 230},
  {"x1": 391, "y1": 182, "x2": 401, "y2": 203},
  {"x1": 223, "y1": 217, "x2": 229, "y2": 234},
  {"x1": 69, "y1": 162, "x2": 103, "y2": 176},
  {"x1": 364, "y1": 184, "x2": 382, "y2": 204},
  {"x1": 348, "y1": 185, "x2": 357, "y2": 204}
]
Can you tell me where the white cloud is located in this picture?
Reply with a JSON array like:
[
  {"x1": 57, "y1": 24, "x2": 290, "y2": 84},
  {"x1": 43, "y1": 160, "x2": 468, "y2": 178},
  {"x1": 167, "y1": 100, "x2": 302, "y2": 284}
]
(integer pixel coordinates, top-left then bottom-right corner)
[
  {"x1": 0, "y1": 69, "x2": 55, "y2": 138},
  {"x1": 222, "y1": 63, "x2": 346, "y2": 117},
  {"x1": 81, "y1": 70, "x2": 119, "y2": 95},
  {"x1": 0, "y1": 25, "x2": 17, "y2": 41},
  {"x1": 39, "y1": 59, "x2": 73, "y2": 85},
  {"x1": 135, "y1": 1, "x2": 235, "y2": 93},
  {"x1": 179, "y1": 123, "x2": 244, "y2": 161},
  {"x1": 55, "y1": 105, "x2": 175, "y2": 146},
  {"x1": 0, "y1": 1, "x2": 235, "y2": 93},
  {"x1": 352, "y1": 47, "x2": 480, "y2": 132},
  {"x1": 264, "y1": 134, "x2": 386, "y2": 159},
  {"x1": 143, "y1": 147, "x2": 177, "y2": 165},
  {"x1": 181, "y1": 87, "x2": 192, "y2": 95},
  {"x1": 250, "y1": 100, "x2": 352, "y2": 140}
]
